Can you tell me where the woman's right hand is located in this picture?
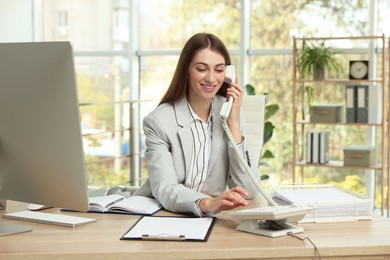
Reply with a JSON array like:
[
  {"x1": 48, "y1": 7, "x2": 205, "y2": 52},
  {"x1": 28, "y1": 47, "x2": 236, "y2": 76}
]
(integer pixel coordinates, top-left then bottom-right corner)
[{"x1": 199, "y1": 186, "x2": 249, "y2": 214}]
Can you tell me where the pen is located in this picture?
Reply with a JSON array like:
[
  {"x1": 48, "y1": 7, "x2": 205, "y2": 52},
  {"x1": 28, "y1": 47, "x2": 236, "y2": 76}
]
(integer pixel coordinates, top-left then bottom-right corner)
[
  {"x1": 245, "y1": 150, "x2": 251, "y2": 167},
  {"x1": 142, "y1": 234, "x2": 186, "y2": 241}
]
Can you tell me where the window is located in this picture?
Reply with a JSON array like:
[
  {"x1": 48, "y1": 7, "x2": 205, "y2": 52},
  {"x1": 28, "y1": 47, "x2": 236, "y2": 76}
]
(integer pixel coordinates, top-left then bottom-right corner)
[
  {"x1": 0, "y1": 1, "x2": 386, "y2": 207},
  {"x1": 57, "y1": 11, "x2": 68, "y2": 37}
]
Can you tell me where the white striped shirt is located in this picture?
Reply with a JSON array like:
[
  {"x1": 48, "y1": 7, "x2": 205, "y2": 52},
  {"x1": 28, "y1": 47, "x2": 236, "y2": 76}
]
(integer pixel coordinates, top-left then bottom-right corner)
[{"x1": 185, "y1": 100, "x2": 214, "y2": 192}]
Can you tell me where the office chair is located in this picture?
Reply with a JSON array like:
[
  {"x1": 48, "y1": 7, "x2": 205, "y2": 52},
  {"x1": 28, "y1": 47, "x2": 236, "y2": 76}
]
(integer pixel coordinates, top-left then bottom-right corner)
[{"x1": 241, "y1": 95, "x2": 267, "y2": 169}]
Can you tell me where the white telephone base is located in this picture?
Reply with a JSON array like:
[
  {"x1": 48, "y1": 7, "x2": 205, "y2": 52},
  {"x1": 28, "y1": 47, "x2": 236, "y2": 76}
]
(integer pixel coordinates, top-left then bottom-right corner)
[{"x1": 236, "y1": 219, "x2": 304, "y2": 238}]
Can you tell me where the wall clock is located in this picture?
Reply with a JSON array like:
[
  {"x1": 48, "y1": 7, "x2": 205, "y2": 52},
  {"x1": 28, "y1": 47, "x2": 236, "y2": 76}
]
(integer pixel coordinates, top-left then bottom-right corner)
[{"x1": 349, "y1": 60, "x2": 368, "y2": 80}]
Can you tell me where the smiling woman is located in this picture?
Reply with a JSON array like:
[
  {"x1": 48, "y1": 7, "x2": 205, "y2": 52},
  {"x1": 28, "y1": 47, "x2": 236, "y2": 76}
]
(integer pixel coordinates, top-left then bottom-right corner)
[{"x1": 133, "y1": 32, "x2": 263, "y2": 217}]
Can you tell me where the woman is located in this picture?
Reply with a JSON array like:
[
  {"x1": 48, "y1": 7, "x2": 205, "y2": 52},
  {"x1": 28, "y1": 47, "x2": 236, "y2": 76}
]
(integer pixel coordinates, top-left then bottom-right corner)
[{"x1": 134, "y1": 32, "x2": 260, "y2": 217}]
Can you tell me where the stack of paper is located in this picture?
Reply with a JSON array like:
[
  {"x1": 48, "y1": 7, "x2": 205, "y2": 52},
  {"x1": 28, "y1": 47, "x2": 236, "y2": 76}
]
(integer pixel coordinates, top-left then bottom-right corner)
[{"x1": 272, "y1": 184, "x2": 373, "y2": 223}]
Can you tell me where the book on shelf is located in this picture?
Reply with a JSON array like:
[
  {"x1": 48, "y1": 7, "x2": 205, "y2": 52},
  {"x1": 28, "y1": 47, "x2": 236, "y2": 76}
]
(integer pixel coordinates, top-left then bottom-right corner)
[
  {"x1": 346, "y1": 84, "x2": 357, "y2": 123},
  {"x1": 357, "y1": 85, "x2": 369, "y2": 123},
  {"x1": 319, "y1": 131, "x2": 329, "y2": 164},
  {"x1": 306, "y1": 130, "x2": 329, "y2": 164},
  {"x1": 306, "y1": 131, "x2": 313, "y2": 163},
  {"x1": 87, "y1": 194, "x2": 162, "y2": 215},
  {"x1": 312, "y1": 131, "x2": 319, "y2": 163},
  {"x1": 368, "y1": 85, "x2": 381, "y2": 124},
  {"x1": 345, "y1": 84, "x2": 381, "y2": 124}
]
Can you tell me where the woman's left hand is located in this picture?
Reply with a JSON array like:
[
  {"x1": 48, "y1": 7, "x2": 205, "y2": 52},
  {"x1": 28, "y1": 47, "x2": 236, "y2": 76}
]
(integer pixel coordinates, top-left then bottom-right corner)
[
  {"x1": 226, "y1": 79, "x2": 244, "y2": 143},
  {"x1": 226, "y1": 81, "x2": 243, "y2": 120}
]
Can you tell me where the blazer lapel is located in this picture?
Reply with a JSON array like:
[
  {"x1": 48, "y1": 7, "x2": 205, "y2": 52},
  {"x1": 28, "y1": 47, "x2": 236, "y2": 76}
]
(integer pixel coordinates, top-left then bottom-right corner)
[{"x1": 175, "y1": 98, "x2": 193, "y2": 172}]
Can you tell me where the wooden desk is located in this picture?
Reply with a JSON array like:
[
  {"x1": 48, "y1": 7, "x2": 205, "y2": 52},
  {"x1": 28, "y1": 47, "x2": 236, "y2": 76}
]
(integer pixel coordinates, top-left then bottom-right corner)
[{"x1": 1, "y1": 199, "x2": 390, "y2": 260}]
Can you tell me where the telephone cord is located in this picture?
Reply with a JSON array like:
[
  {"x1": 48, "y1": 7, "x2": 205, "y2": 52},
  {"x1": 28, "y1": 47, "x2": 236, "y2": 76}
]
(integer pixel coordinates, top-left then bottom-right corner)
[
  {"x1": 222, "y1": 109, "x2": 321, "y2": 260},
  {"x1": 287, "y1": 232, "x2": 322, "y2": 260},
  {"x1": 221, "y1": 119, "x2": 277, "y2": 206}
]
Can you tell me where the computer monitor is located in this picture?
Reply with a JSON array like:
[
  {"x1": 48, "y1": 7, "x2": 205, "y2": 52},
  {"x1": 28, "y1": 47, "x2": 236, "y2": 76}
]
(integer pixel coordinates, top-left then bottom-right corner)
[{"x1": 0, "y1": 42, "x2": 90, "y2": 235}]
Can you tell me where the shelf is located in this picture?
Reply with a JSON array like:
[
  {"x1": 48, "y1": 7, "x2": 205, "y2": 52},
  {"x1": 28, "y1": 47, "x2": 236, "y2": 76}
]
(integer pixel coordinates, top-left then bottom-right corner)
[
  {"x1": 296, "y1": 160, "x2": 382, "y2": 170},
  {"x1": 294, "y1": 79, "x2": 383, "y2": 84},
  {"x1": 292, "y1": 35, "x2": 389, "y2": 216},
  {"x1": 296, "y1": 120, "x2": 383, "y2": 126},
  {"x1": 294, "y1": 35, "x2": 384, "y2": 41}
]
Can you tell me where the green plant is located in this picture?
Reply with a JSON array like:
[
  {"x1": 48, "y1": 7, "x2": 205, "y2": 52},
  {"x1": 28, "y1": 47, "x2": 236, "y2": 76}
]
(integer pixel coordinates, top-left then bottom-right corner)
[
  {"x1": 245, "y1": 84, "x2": 279, "y2": 180},
  {"x1": 297, "y1": 41, "x2": 343, "y2": 80},
  {"x1": 297, "y1": 41, "x2": 343, "y2": 122}
]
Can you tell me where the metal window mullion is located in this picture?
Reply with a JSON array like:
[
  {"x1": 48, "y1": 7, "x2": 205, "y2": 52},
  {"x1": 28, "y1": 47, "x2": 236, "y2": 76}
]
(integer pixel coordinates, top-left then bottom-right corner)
[{"x1": 129, "y1": 0, "x2": 141, "y2": 187}]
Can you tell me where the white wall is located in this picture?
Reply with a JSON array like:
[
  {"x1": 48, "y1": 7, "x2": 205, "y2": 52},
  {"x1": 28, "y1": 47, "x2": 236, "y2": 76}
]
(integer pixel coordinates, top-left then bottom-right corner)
[{"x1": 0, "y1": 0, "x2": 34, "y2": 42}]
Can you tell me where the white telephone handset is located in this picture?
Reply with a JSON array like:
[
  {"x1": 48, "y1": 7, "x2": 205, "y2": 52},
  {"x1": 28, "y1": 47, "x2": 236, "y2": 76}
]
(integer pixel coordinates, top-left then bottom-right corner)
[
  {"x1": 219, "y1": 66, "x2": 277, "y2": 207},
  {"x1": 219, "y1": 65, "x2": 236, "y2": 120}
]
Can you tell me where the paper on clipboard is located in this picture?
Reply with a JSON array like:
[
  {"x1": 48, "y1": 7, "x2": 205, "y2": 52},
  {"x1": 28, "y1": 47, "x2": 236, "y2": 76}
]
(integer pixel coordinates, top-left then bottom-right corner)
[{"x1": 120, "y1": 216, "x2": 215, "y2": 242}]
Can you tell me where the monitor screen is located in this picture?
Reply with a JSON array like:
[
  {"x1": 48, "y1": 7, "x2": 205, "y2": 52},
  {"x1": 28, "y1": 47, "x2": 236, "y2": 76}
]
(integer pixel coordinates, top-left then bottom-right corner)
[{"x1": 0, "y1": 42, "x2": 89, "y2": 213}]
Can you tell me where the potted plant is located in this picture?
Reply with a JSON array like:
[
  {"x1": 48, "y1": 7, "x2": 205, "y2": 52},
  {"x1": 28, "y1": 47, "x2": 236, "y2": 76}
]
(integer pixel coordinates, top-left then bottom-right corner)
[{"x1": 297, "y1": 41, "x2": 343, "y2": 80}]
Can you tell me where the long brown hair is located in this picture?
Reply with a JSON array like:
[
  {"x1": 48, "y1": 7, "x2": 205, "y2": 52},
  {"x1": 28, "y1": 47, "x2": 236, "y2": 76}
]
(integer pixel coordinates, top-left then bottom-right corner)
[{"x1": 159, "y1": 33, "x2": 231, "y2": 105}]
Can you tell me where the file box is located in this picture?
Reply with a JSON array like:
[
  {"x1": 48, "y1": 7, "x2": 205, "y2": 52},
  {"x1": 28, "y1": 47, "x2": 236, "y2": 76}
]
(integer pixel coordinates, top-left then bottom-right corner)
[
  {"x1": 310, "y1": 104, "x2": 343, "y2": 123},
  {"x1": 343, "y1": 145, "x2": 377, "y2": 167}
]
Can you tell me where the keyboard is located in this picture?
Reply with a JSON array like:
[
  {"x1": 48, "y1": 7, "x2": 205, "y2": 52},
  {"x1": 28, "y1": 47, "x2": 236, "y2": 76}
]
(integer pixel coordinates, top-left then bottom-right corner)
[
  {"x1": 229, "y1": 205, "x2": 314, "y2": 222},
  {"x1": 3, "y1": 211, "x2": 97, "y2": 228}
]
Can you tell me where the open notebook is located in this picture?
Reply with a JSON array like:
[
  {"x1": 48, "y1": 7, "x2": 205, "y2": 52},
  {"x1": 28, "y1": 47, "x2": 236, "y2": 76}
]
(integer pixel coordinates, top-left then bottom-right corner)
[
  {"x1": 62, "y1": 195, "x2": 162, "y2": 216},
  {"x1": 88, "y1": 195, "x2": 162, "y2": 215}
]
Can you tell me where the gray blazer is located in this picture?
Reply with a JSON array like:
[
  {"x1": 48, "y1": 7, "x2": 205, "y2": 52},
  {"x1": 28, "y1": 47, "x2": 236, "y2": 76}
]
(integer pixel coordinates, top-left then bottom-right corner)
[{"x1": 134, "y1": 95, "x2": 259, "y2": 217}]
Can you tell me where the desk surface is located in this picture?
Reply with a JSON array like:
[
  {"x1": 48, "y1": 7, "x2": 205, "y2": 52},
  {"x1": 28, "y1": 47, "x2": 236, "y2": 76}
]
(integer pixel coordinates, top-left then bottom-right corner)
[{"x1": 1, "y1": 198, "x2": 390, "y2": 260}]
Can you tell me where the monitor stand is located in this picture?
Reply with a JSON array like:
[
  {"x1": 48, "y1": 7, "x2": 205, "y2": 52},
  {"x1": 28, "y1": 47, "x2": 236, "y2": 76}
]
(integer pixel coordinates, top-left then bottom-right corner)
[
  {"x1": 236, "y1": 219, "x2": 304, "y2": 238},
  {"x1": 0, "y1": 221, "x2": 32, "y2": 237},
  {"x1": 0, "y1": 200, "x2": 32, "y2": 236}
]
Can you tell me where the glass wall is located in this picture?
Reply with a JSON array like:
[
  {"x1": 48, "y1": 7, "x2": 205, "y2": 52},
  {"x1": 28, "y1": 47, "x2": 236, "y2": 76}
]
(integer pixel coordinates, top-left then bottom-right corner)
[
  {"x1": 0, "y1": 1, "x2": 387, "y2": 206},
  {"x1": 42, "y1": 0, "x2": 129, "y2": 51},
  {"x1": 42, "y1": 0, "x2": 134, "y2": 188}
]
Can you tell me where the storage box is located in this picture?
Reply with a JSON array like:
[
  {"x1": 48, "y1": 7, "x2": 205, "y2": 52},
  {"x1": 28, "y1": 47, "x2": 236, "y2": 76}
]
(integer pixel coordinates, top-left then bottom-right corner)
[
  {"x1": 343, "y1": 145, "x2": 377, "y2": 167},
  {"x1": 310, "y1": 104, "x2": 343, "y2": 123}
]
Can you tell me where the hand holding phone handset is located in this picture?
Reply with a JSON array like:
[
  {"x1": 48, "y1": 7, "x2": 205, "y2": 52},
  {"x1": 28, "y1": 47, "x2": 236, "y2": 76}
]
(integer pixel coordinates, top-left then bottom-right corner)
[
  {"x1": 219, "y1": 65, "x2": 277, "y2": 207},
  {"x1": 219, "y1": 65, "x2": 235, "y2": 120}
]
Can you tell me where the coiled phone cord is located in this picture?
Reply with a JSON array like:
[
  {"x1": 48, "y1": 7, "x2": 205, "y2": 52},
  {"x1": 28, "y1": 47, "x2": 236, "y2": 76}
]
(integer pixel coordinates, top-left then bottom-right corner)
[{"x1": 220, "y1": 118, "x2": 277, "y2": 207}]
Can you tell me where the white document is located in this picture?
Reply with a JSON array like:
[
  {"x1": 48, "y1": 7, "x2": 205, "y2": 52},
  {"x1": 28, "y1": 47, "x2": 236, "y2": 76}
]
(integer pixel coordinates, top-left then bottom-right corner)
[{"x1": 121, "y1": 216, "x2": 215, "y2": 241}]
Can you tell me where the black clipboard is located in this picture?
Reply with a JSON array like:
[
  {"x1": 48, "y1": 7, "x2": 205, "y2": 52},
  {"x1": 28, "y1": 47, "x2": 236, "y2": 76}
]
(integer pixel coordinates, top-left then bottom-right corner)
[{"x1": 120, "y1": 216, "x2": 216, "y2": 242}]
